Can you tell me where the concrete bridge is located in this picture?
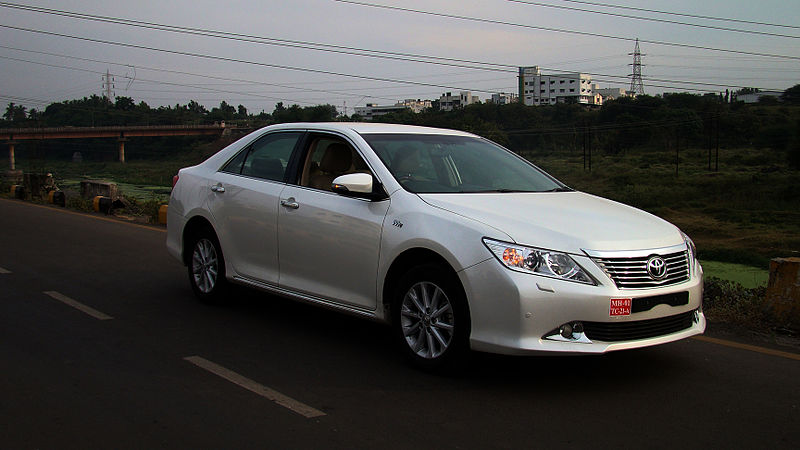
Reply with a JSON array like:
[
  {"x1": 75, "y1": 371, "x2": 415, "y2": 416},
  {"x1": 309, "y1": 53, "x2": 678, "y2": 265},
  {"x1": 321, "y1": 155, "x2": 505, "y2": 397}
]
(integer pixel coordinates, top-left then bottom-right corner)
[{"x1": 1, "y1": 123, "x2": 228, "y2": 168}]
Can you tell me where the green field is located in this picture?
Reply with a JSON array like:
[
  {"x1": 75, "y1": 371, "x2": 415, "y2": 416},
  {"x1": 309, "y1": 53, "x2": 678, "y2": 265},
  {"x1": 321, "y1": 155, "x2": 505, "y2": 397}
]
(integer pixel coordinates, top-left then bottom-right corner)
[{"x1": 700, "y1": 260, "x2": 769, "y2": 288}]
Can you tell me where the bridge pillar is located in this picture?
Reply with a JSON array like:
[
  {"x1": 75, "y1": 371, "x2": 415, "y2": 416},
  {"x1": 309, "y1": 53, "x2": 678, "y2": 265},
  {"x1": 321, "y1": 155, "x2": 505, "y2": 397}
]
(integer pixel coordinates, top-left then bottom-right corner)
[
  {"x1": 118, "y1": 138, "x2": 127, "y2": 163},
  {"x1": 8, "y1": 141, "x2": 16, "y2": 171}
]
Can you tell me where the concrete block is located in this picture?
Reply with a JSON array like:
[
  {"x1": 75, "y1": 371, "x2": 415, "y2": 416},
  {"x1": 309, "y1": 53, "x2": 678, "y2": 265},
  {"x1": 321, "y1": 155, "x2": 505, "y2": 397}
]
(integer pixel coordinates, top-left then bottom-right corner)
[
  {"x1": 765, "y1": 257, "x2": 800, "y2": 327},
  {"x1": 80, "y1": 180, "x2": 118, "y2": 199}
]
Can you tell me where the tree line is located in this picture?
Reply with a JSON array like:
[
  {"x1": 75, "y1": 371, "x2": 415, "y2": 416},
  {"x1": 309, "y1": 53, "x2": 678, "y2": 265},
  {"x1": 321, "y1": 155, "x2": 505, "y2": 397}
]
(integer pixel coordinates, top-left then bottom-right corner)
[{"x1": 3, "y1": 84, "x2": 799, "y2": 167}]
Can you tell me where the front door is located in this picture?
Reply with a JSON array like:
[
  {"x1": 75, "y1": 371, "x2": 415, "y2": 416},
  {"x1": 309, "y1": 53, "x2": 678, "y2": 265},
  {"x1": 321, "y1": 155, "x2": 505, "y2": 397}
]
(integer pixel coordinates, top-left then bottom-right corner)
[{"x1": 277, "y1": 135, "x2": 389, "y2": 310}]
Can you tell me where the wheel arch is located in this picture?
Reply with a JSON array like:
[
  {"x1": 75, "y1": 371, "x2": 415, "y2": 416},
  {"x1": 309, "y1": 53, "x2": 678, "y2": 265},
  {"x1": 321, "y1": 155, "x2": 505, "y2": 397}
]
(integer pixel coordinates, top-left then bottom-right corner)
[
  {"x1": 381, "y1": 247, "x2": 468, "y2": 323},
  {"x1": 181, "y1": 215, "x2": 218, "y2": 266}
]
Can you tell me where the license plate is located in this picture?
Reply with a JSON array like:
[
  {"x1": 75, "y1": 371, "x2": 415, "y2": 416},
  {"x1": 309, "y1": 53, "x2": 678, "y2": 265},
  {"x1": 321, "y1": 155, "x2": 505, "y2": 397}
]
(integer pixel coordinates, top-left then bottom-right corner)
[{"x1": 610, "y1": 298, "x2": 632, "y2": 316}]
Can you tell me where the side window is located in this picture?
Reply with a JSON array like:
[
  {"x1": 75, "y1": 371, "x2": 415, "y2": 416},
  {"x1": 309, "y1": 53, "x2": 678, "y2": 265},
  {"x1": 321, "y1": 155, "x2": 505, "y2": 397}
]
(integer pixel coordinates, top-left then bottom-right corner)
[
  {"x1": 239, "y1": 132, "x2": 302, "y2": 181},
  {"x1": 220, "y1": 147, "x2": 248, "y2": 174},
  {"x1": 299, "y1": 136, "x2": 372, "y2": 192}
]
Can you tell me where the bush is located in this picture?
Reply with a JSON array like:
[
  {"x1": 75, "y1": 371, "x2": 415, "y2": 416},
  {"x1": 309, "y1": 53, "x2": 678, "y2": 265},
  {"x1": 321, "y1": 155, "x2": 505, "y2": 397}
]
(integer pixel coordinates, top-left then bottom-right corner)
[
  {"x1": 703, "y1": 277, "x2": 771, "y2": 329},
  {"x1": 66, "y1": 195, "x2": 92, "y2": 212}
]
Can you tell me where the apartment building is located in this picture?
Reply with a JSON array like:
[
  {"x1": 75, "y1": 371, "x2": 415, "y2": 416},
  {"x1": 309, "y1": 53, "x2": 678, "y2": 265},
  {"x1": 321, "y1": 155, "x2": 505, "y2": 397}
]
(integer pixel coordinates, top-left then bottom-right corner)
[{"x1": 518, "y1": 66, "x2": 596, "y2": 106}]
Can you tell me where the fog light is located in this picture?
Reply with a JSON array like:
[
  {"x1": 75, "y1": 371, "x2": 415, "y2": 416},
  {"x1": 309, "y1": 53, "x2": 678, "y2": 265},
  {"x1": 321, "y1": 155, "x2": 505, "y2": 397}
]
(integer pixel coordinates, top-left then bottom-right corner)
[{"x1": 544, "y1": 322, "x2": 591, "y2": 343}]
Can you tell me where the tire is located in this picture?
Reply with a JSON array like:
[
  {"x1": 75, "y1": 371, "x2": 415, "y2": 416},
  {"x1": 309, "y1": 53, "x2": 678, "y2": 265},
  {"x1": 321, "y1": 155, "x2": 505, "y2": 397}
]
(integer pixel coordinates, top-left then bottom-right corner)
[
  {"x1": 186, "y1": 228, "x2": 228, "y2": 303},
  {"x1": 392, "y1": 263, "x2": 470, "y2": 370}
]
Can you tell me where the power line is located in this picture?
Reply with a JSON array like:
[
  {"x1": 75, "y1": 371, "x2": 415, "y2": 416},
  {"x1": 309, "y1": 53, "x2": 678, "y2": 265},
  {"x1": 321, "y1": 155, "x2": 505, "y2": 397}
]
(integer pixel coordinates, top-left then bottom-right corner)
[
  {"x1": 1, "y1": 1, "x2": 796, "y2": 83},
  {"x1": 334, "y1": 0, "x2": 800, "y2": 60},
  {"x1": 0, "y1": 24, "x2": 505, "y2": 94},
  {"x1": 555, "y1": 0, "x2": 800, "y2": 30},
  {"x1": 0, "y1": 2, "x2": 789, "y2": 92},
  {"x1": 0, "y1": 2, "x2": 516, "y2": 73},
  {"x1": 505, "y1": 0, "x2": 800, "y2": 39},
  {"x1": 0, "y1": 20, "x2": 782, "y2": 96},
  {"x1": 0, "y1": 45, "x2": 401, "y2": 103},
  {"x1": 0, "y1": 54, "x2": 321, "y2": 106}
]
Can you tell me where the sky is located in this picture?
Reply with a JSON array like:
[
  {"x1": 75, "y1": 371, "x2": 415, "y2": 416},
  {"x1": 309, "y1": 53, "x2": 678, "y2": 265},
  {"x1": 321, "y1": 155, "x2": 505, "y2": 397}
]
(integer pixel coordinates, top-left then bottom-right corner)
[{"x1": 0, "y1": 0, "x2": 798, "y2": 115}]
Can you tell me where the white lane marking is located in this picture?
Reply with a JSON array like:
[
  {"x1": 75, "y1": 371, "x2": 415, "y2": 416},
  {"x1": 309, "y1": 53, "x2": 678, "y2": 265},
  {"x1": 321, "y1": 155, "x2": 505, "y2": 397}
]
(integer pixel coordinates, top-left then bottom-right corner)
[
  {"x1": 42, "y1": 291, "x2": 114, "y2": 321},
  {"x1": 0, "y1": 267, "x2": 10, "y2": 274},
  {"x1": 184, "y1": 356, "x2": 326, "y2": 419}
]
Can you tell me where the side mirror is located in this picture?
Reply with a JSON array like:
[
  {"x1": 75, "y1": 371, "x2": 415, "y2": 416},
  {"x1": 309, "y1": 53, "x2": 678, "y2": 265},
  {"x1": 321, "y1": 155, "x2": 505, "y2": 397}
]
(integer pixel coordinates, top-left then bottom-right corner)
[{"x1": 332, "y1": 173, "x2": 387, "y2": 201}]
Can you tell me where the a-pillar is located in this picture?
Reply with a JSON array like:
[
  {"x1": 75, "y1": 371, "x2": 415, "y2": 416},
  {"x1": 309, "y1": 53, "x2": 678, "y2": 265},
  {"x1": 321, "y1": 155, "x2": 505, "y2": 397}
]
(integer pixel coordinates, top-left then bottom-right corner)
[
  {"x1": 118, "y1": 138, "x2": 128, "y2": 163},
  {"x1": 8, "y1": 141, "x2": 16, "y2": 171}
]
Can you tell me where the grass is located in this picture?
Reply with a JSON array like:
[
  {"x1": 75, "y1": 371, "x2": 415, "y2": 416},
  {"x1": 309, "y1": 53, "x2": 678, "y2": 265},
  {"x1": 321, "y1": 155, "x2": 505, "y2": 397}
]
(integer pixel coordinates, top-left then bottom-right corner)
[
  {"x1": 700, "y1": 260, "x2": 768, "y2": 288},
  {"x1": 528, "y1": 145, "x2": 799, "y2": 269},
  {"x1": 4, "y1": 139, "x2": 798, "y2": 268}
]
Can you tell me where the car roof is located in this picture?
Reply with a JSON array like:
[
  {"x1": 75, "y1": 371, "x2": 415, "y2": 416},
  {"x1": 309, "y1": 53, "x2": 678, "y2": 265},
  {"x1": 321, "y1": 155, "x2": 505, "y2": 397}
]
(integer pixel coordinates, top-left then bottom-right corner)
[{"x1": 263, "y1": 122, "x2": 478, "y2": 137}]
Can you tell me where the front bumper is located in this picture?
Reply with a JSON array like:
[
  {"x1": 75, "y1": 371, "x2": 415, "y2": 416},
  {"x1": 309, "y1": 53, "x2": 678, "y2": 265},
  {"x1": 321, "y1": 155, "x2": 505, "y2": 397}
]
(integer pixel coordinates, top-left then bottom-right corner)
[{"x1": 460, "y1": 255, "x2": 705, "y2": 355}]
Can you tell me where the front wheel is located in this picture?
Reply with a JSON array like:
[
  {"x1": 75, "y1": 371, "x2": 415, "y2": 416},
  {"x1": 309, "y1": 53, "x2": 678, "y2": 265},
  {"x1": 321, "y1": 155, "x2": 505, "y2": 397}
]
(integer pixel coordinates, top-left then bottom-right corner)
[
  {"x1": 187, "y1": 229, "x2": 228, "y2": 303},
  {"x1": 392, "y1": 264, "x2": 470, "y2": 369}
]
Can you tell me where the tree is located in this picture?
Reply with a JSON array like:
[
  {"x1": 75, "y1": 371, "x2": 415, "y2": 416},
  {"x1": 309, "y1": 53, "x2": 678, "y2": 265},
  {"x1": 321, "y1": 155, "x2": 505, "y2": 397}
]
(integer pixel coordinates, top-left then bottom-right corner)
[
  {"x1": 781, "y1": 84, "x2": 800, "y2": 105},
  {"x1": 236, "y1": 104, "x2": 248, "y2": 119},
  {"x1": 4, "y1": 102, "x2": 27, "y2": 123}
]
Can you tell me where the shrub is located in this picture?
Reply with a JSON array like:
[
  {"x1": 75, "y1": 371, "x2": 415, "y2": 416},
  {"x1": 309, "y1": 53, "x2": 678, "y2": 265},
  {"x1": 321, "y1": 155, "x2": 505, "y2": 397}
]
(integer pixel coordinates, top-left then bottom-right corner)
[{"x1": 703, "y1": 277, "x2": 772, "y2": 329}]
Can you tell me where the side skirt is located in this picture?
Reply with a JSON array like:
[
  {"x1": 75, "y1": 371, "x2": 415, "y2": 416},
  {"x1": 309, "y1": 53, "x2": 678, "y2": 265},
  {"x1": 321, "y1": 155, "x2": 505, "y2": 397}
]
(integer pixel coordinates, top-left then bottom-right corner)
[{"x1": 231, "y1": 275, "x2": 384, "y2": 322}]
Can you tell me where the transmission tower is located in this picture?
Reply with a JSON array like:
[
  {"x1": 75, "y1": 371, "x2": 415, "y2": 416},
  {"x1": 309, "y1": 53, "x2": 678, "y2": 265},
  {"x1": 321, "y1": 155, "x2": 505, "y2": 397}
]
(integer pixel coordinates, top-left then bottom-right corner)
[
  {"x1": 628, "y1": 38, "x2": 645, "y2": 96},
  {"x1": 102, "y1": 69, "x2": 116, "y2": 101}
]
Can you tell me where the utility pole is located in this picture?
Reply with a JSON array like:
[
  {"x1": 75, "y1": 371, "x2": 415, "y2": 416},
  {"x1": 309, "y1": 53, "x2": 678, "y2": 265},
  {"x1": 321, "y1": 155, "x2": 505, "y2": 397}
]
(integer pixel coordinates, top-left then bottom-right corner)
[
  {"x1": 102, "y1": 69, "x2": 115, "y2": 102},
  {"x1": 715, "y1": 113, "x2": 720, "y2": 172},
  {"x1": 628, "y1": 39, "x2": 645, "y2": 96}
]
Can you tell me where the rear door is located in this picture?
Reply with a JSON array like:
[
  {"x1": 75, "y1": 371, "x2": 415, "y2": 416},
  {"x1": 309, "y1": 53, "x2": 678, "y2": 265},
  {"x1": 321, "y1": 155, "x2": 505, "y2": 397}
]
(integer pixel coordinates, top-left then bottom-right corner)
[{"x1": 207, "y1": 131, "x2": 303, "y2": 284}]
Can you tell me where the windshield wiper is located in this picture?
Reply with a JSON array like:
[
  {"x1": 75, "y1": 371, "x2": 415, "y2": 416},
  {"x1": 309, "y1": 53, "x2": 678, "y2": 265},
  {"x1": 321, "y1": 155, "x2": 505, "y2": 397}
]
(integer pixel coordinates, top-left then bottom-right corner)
[{"x1": 541, "y1": 187, "x2": 573, "y2": 192}]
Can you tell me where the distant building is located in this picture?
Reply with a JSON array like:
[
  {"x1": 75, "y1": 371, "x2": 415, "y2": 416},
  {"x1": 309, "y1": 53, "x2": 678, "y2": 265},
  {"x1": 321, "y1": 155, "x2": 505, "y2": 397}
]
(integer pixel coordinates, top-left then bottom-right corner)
[
  {"x1": 354, "y1": 99, "x2": 432, "y2": 120},
  {"x1": 397, "y1": 98, "x2": 432, "y2": 113},
  {"x1": 489, "y1": 92, "x2": 518, "y2": 105},
  {"x1": 597, "y1": 87, "x2": 629, "y2": 101},
  {"x1": 737, "y1": 90, "x2": 783, "y2": 103},
  {"x1": 354, "y1": 103, "x2": 407, "y2": 120},
  {"x1": 518, "y1": 66, "x2": 595, "y2": 106},
  {"x1": 439, "y1": 92, "x2": 479, "y2": 111}
]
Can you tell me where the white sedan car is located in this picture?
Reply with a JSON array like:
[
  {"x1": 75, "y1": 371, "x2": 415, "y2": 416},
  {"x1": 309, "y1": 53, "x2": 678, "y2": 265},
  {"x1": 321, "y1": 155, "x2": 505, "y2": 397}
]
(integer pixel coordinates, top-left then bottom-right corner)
[{"x1": 167, "y1": 122, "x2": 705, "y2": 367}]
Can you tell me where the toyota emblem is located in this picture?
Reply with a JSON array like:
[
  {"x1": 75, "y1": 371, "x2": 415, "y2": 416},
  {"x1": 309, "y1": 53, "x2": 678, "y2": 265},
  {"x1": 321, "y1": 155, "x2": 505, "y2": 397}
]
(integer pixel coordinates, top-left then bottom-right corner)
[{"x1": 646, "y1": 256, "x2": 668, "y2": 280}]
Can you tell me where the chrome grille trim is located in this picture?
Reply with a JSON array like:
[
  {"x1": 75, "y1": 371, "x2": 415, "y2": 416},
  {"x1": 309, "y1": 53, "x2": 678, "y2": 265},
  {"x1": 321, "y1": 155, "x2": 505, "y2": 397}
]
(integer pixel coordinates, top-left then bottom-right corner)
[{"x1": 585, "y1": 244, "x2": 691, "y2": 289}]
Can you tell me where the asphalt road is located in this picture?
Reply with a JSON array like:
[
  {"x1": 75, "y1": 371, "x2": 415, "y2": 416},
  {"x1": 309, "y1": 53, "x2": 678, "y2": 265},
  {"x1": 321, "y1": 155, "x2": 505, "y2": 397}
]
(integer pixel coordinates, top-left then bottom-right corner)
[{"x1": 1, "y1": 197, "x2": 798, "y2": 449}]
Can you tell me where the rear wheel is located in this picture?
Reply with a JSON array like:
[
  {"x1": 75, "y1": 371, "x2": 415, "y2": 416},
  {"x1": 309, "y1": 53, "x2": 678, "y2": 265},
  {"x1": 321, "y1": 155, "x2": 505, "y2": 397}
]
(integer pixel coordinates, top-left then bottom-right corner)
[
  {"x1": 187, "y1": 228, "x2": 227, "y2": 302},
  {"x1": 392, "y1": 264, "x2": 470, "y2": 369}
]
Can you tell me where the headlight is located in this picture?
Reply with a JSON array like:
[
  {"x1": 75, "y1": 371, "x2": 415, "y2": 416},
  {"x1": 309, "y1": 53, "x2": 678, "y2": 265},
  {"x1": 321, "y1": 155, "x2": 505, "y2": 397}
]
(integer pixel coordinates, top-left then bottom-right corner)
[
  {"x1": 681, "y1": 231, "x2": 697, "y2": 273},
  {"x1": 483, "y1": 238, "x2": 595, "y2": 285}
]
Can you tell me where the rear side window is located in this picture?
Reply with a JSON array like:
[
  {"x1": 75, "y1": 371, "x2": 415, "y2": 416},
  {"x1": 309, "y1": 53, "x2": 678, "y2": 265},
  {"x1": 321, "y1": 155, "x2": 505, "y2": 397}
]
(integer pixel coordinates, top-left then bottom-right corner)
[{"x1": 222, "y1": 132, "x2": 302, "y2": 181}]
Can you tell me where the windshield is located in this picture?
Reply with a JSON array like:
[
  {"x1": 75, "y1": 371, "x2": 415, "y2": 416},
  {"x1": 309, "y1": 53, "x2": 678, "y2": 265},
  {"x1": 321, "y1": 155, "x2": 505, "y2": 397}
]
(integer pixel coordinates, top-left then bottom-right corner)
[{"x1": 362, "y1": 133, "x2": 567, "y2": 194}]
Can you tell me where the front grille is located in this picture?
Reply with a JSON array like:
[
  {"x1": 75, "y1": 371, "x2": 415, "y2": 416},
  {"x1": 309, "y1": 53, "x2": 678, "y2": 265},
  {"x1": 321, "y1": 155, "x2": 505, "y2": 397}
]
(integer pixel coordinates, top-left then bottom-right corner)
[
  {"x1": 583, "y1": 310, "x2": 696, "y2": 342},
  {"x1": 593, "y1": 250, "x2": 690, "y2": 289}
]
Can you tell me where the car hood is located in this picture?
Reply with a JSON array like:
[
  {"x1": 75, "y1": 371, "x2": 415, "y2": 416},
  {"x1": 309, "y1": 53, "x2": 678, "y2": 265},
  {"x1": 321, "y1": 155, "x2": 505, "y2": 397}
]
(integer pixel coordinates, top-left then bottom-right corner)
[{"x1": 419, "y1": 191, "x2": 683, "y2": 254}]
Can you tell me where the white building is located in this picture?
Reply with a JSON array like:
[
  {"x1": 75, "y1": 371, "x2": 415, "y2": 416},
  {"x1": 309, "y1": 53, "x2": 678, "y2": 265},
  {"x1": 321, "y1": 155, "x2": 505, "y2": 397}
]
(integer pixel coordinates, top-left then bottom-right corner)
[
  {"x1": 354, "y1": 99, "x2": 432, "y2": 120},
  {"x1": 439, "y1": 92, "x2": 479, "y2": 111},
  {"x1": 518, "y1": 66, "x2": 595, "y2": 106},
  {"x1": 737, "y1": 90, "x2": 783, "y2": 103},
  {"x1": 597, "y1": 87, "x2": 629, "y2": 101},
  {"x1": 354, "y1": 103, "x2": 406, "y2": 120},
  {"x1": 398, "y1": 98, "x2": 432, "y2": 113},
  {"x1": 489, "y1": 93, "x2": 518, "y2": 105}
]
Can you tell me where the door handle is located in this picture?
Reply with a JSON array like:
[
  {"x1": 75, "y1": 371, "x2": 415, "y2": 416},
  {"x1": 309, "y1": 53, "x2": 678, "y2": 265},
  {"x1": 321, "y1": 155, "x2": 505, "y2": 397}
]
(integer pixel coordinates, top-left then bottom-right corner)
[
  {"x1": 210, "y1": 184, "x2": 225, "y2": 193},
  {"x1": 280, "y1": 198, "x2": 299, "y2": 209}
]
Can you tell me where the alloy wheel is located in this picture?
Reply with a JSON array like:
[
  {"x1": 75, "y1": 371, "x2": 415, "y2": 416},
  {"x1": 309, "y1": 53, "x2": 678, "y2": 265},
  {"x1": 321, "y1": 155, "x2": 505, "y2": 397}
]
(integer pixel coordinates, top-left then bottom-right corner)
[
  {"x1": 191, "y1": 238, "x2": 219, "y2": 294},
  {"x1": 400, "y1": 281, "x2": 455, "y2": 359}
]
